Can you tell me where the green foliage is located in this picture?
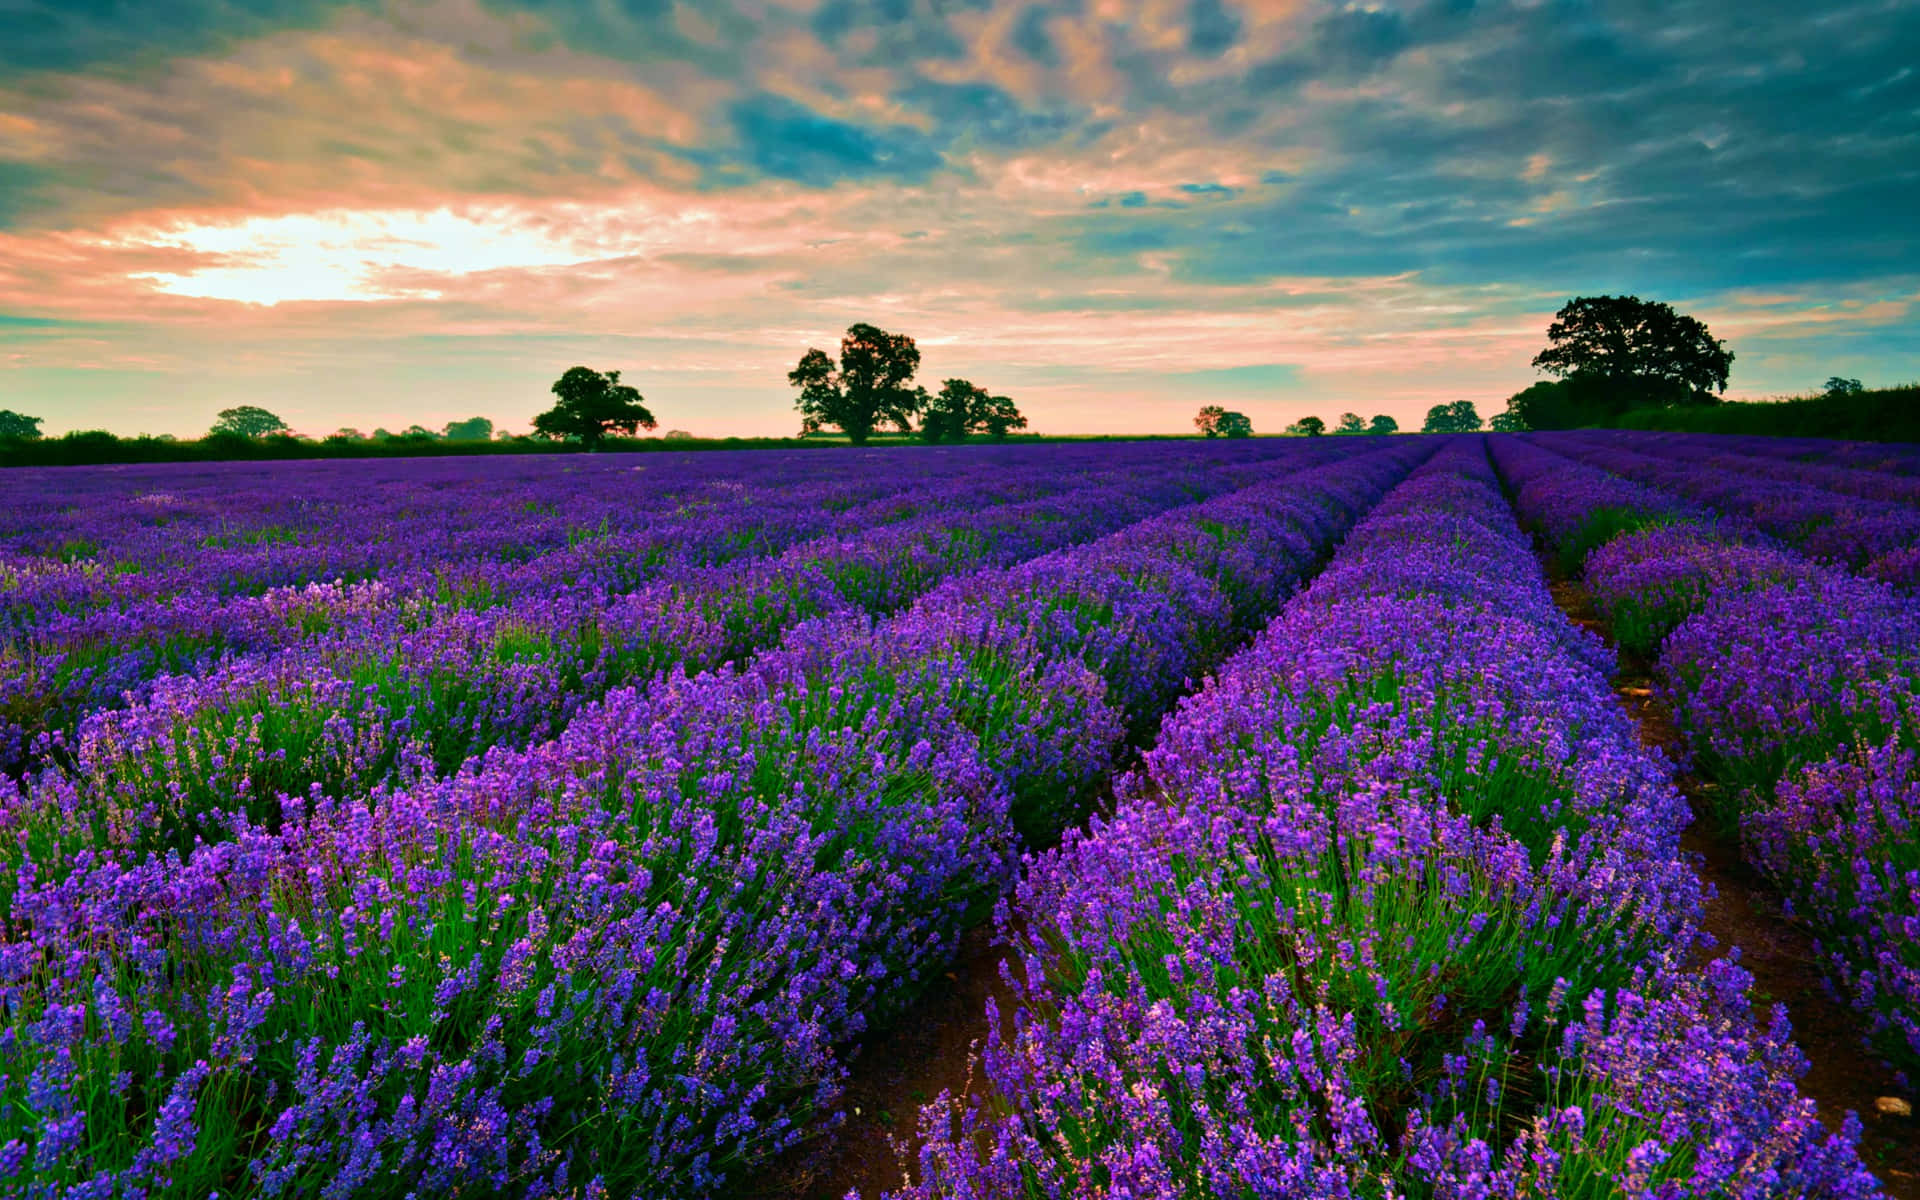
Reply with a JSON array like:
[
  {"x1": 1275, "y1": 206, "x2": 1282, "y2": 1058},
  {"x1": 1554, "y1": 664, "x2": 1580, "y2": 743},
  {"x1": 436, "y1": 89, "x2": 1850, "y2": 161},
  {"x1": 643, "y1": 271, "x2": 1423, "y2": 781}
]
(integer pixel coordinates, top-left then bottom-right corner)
[
  {"x1": 1282, "y1": 415, "x2": 1321, "y2": 437},
  {"x1": 0, "y1": 409, "x2": 43, "y2": 439},
  {"x1": 1367, "y1": 414, "x2": 1398, "y2": 435},
  {"x1": 1334, "y1": 412, "x2": 1367, "y2": 435},
  {"x1": 1194, "y1": 406, "x2": 1252, "y2": 437},
  {"x1": 790, "y1": 323, "x2": 925, "y2": 445},
  {"x1": 1502, "y1": 376, "x2": 1618, "y2": 431},
  {"x1": 920, "y1": 379, "x2": 1028, "y2": 442},
  {"x1": 440, "y1": 416, "x2": 493, "y2": 441},
  {"x1": 1558, "y1": 506, "x2": 1681, "y2": 575},
  {"x1": 1532, "y1": 294, "x2": 1734, "y2": 401},
  {"x1": 1823, "y1": 376, "x2": 1865, "y2": 398},
  {"x1": 533, "y1": 367, "x2": 656, "y2": 445},
  {"x1": 1421, "y1": 400, "x2": 1482, "y2": 433},
  {"x1": 1488, "y1": 408, "x2": 1526, "y2": 432},
  {"x1": 209, "y1": 405, "x2": 291, "y2": 438},
  {"x1": 1614, "y1": 382, "x2": 1920, "y2": 441}
]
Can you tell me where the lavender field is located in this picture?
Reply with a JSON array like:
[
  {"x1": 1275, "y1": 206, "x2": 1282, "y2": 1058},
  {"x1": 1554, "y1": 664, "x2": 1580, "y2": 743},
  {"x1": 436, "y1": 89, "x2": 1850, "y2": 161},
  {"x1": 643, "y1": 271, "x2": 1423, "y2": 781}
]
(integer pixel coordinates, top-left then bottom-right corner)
[{"x1": 2, "y1": 434, "x2": 1916, "y2": 1199}]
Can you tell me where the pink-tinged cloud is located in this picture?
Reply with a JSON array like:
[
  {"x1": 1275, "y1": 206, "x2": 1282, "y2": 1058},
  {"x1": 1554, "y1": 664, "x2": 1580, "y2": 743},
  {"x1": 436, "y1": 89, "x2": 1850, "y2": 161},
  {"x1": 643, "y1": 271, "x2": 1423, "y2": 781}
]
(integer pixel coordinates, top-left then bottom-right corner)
[{"x1": 0, "y1": 0, "x2": 1915, "y2": 439}]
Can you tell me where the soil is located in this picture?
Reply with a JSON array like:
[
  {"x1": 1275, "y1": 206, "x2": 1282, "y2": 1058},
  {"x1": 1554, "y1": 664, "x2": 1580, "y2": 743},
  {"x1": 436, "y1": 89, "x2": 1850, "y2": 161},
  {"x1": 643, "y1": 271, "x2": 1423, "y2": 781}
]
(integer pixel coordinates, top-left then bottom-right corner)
[
  {"x1": 739, "y1": 920, "x2": 1024, "y2": 1199},
  {"x1": 1547, "y1": 570, "x2": 1920, "y2": 1199}
]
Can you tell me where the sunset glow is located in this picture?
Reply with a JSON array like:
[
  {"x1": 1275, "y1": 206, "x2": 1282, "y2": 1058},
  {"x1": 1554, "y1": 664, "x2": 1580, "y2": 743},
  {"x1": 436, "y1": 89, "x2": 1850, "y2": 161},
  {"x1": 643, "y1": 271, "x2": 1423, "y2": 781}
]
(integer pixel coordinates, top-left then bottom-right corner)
[{"x1": 0, "y1": 0, "x2": 1914, "y2": 437}]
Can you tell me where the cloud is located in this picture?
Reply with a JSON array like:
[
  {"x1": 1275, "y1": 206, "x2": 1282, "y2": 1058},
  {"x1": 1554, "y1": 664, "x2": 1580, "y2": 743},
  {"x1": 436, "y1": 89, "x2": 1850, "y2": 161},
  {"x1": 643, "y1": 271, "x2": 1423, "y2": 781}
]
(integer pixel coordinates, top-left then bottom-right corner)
[
  {"x1": 1167, "y1": 362, "x2": 1302, "y2": 388},
  {"x1": 0, "y1": 0, "x2": 360, "y2": 77},
  {"x1": 0, "y1": 0, "x2": 1914, "y2": 435},
  {"x1": 1186, "y1": 0, "x2": 1243, "y2": 55},
  {"x1": 0, "y1": 161, "x2": 56, "y2": 227},
  {"x1": 726, "y1": 92, "x2": 947, "y2": 185}
]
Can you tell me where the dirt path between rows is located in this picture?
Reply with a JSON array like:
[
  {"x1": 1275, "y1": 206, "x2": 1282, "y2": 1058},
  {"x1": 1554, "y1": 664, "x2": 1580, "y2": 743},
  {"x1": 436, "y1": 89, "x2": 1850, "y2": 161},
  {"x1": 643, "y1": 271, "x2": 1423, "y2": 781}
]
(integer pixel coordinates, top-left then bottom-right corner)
[
  {"x1": 1546, "y1": 570, "x2": 1919, "y2": 1199},
  {"x1": 742, "y1": 919, "x2": 1022, "y2": 1199}
]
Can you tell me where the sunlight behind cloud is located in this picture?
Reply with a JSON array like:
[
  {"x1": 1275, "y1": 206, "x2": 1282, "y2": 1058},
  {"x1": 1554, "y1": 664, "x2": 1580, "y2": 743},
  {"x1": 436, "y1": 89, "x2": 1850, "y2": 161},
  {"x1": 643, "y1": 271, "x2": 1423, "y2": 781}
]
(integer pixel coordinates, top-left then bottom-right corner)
[{"x1": 119, "y1": 208, "x2": 615, "y2": 305}]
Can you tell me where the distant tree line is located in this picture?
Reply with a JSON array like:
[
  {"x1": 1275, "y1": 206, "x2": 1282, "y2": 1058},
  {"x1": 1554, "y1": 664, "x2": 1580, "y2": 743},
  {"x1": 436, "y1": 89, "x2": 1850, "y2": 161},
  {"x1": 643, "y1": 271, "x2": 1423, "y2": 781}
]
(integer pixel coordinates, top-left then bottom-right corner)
[
  {"x1": 12, "y1": 292, "x2": 1904, "y2": 468},
  {"x1": 1610, "y1": 379, "x2": 1919, "y2": 441},
  {"x1": 1474, "y1": 294, "x2": 1910, "y2": 438},
  {"x1": 785, "y1": 323, "x2": 1028, "y2": 445}
]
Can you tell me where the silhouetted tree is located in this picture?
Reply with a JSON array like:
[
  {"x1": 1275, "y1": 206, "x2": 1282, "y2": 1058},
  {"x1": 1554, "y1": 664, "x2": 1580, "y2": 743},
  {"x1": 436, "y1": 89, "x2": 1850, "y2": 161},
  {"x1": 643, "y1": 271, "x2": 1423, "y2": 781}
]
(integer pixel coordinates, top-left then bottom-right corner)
[
  {"x1": 1533, "y1": 295, "x2": 1733, "y2": 404},
  {"x1": 0, "y1": 409, "x2": 43, "y2": 440},
  {"x1": 1284, "y1": 415, "x2": 1323, "y2": 437},
  {"x1": 1367, "y1": 414, "x2": 1398, "y2": 436},
  {"x1": 327, "y1": 427, "x2": 366, "y2": 441},
  {"x1": 210, "y1": 406, "x2": 291, "y2": 438},
  {"x1": 1422, "y1": 401, "x2": 1482, "y2": 433},
  {"x1": 922, "y1": 379, "x2": 1029, "y2": 442},
  {"x1": 534, "y1": 367, "x2": 657, "y2": 446},
  {"x1": 664, "y1": 429, "x2": 694, "y2": 440},
  {"x1": 790, "y1": 323, "x2": 924, "y2": 445},
  {"x1": 1823, "y1": 376, "x2": 1865, "y2": 398},
  {"x1": 974, "y1": 392, "x2": 1027, "y2": 440},
  {"x1": 1505, "y1": 375, "x2": 1643, "y2": 431},
  {"x1": 1488, "y1": 409, "x2": 1526, "y2": 432},
  {"x1": 443, "y1": 416, "x2": 494, "y2": 441},
  {"x1": 1193, "y1": 405, "x2": 1226, "y2": 437},
  {"x1": 1334, "y1": 412, "x2": 1367, "y2": 435}
]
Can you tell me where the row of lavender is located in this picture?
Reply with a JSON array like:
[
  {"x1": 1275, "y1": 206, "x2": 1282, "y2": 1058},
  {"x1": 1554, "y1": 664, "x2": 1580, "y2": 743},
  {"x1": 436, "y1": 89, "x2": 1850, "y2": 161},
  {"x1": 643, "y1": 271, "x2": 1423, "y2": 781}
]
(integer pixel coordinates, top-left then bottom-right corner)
[
  {"x1": 1607, "y1": 431, "x2": 1920, "y2": 482},
  {"x1": 891, "y1": 440, "x2": 1879, "y2": 1198},
  {"x1": 1534, "y1": 431, "x2": 1920, "y2": 592},
  {"x1": 3, "y1": 444, "x2": 1282, "y2": 771},
  {"x1": 0, "y1": 441, "x2": 1429, "y2": 1196},
  {"x1": 10, "y1": 447, "x2": 1261, "y2": 851},
  {"x1": 1496, "y1": 436, "x2": 1920, "y2": 1086}
]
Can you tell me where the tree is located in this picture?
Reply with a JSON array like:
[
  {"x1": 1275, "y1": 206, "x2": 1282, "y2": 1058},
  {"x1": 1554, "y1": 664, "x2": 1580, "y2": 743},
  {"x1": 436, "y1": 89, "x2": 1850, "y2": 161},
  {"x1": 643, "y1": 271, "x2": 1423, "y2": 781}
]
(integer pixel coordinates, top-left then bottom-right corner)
[
  {"x1": 1488, "y1": 408, "x2": 1527, "y2": 432},
  {"x1": 1216, "y1": 411, "x2": 1253, "y2": 438},
  {"x1": 534, "y1": 367, "x2": 657, "y2": 446},
  {"x1": 974, "y1": 392, "x2": 1028, "y2": 440},
  {"x1": 789, "y1": 323, "x2": 924, "y2": 445},
  {"x1": 1504, "y1": 375, "x2": 1638, "y2": 431},
  {"x1": 327, "y1": 427, "x2": 366, "y2": 441},
  {"x1": 0, "y1": 409, "x2": 43, "y2": 440},
  {"x1": 210, "y1": 405, "x2": 291, "y2": 438},
  {"x1": 1194, "y1": 405, "x2": 1227, "y2": 437},
  {"x1": 443, "y1": 416, "x2": 494, "y2": 441},
  {"x1": 922, "y1": 379, "x2": 1029, "y2": 443},
  {"x1": 1367, "y1": 414, "x2": 1398, "y2": 436},
  {"x1": 1532, "y1": 295, "x2": 1733, "y2": 404},
  {"x1": 1823, "y1": 377, "x2": 1865, "y2": 398},
  {"x1": 1284, "y1": 415, "x2": 1323, "y2": 437},
  {"x1": 1334, "y1": 412, "x2": 1367, "y2": 435},
  {"x1": 1422, "y1": 401, "x2": 1482, "y2": 433}
]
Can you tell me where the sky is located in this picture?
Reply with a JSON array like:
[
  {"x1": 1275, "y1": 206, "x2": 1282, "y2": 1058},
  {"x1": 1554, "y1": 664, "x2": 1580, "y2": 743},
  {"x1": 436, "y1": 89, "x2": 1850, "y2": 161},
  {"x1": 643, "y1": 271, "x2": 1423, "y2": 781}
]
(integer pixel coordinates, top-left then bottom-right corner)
[{"x1": 0, "y1": 0, "x2": 1916, "y2": 439}]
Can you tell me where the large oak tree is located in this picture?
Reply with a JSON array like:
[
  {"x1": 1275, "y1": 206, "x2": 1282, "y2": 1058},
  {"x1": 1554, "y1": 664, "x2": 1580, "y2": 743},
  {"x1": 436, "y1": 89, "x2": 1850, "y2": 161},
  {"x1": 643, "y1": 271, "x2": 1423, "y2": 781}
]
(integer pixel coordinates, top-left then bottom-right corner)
[
  {"x1": 789, "y1": 323, "x2": 925, "y2": 445},
  {"x1": 533, "y1": 367, "x2": 656, "y2": 446},
  {"x1": 1532, "y1": 295, "x2": 1733, "y2": 404}
]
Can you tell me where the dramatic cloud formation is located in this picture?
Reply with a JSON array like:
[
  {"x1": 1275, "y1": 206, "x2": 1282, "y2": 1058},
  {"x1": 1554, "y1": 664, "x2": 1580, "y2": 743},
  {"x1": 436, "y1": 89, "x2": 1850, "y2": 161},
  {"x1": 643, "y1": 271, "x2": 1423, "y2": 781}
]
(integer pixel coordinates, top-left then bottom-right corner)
[{"x1": 1, "y1": 0, "x2": 1915, "y2": 436}]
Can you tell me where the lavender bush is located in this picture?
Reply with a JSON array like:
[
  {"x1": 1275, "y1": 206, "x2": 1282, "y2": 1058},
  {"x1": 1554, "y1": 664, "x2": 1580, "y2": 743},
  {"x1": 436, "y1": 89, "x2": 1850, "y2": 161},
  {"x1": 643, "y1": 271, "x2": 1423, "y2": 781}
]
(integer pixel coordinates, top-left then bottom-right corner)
[
  {"x1": 893, "y1": 440, "x2": 1877, "y2": 1198},
  {"x1": 1496, "y1": 434, "x2": 1920, "y2": 1083},
  {"x1": 0, "y1": 440, "x2": 1424, "y2": 1196}
]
